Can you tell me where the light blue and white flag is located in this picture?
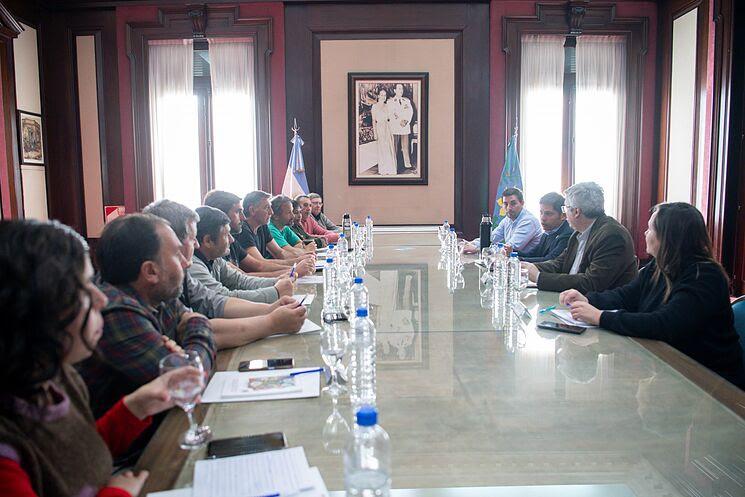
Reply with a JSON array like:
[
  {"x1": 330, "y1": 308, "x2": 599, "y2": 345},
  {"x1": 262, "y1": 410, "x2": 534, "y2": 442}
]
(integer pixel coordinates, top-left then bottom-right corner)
[
  {"x1": 282, "y1": 130, "x2": 310, "y2": 198},
  {"x1": 493, "y1": 133, "x2": 523, "y2": 225}
]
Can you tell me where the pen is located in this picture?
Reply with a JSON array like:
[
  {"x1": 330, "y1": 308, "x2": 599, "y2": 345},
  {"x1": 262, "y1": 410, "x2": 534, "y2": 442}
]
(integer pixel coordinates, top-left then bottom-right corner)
[
  {"x1": 289, "y1": 367, "x2": 324, "y2": 377},
  {"x1": 538, "y1": 305, "x2": 556, "y2": 314},
  {"x1": 289, "y1": 263, "x2": 296, "y2": 279},
  {"x1": 298, "y1": 295, "x2": 307, "y2": 305}
]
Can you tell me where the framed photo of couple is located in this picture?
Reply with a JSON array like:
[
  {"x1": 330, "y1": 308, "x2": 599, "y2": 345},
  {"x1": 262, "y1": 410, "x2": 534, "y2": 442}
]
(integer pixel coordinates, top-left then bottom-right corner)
[{"x1": 348, "y1": 72, "x2": 428, "y2": 185}]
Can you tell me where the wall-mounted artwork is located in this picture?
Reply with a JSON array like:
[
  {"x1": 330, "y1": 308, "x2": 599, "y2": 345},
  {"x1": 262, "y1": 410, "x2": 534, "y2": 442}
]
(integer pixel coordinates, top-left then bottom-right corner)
[
  {"x1": 348, "y1": 72, "x2": 428, "y2": 185},
  {"x1": 17, "y1": 111, "x2": 44, "y2": 165}
]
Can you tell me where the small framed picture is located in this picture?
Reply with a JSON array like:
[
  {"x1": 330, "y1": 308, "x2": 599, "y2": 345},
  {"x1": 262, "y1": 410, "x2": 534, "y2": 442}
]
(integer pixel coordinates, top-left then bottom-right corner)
[
  {"x1": 17, "y1": 110, "x2": 44, "y2": 165},
  {"x1": 348, "y1": 72, "x2": 428, "y2": 185}
]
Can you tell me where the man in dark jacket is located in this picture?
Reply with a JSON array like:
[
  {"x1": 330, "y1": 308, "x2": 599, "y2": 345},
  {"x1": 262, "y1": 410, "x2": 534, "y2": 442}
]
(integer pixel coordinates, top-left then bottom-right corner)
[
  {"x1": 512, "y1": 192, "x2": 573, "y2": 263},
  {"x1": 523, "y1": 182, "x2": 637, "y2": 293}
]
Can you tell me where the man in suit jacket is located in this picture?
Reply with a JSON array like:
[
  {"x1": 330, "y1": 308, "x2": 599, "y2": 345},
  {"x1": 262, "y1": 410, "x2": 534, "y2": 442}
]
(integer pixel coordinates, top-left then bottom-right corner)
[
  {"x1": 515, "y1": 192, "x2": 573, "y2": 263},
  {"x1": 387, "y1": 84, "x2": 414, "y2": 169},
  {"x1": 523, "y1": 182, "x2": 637, "y2": 293}
]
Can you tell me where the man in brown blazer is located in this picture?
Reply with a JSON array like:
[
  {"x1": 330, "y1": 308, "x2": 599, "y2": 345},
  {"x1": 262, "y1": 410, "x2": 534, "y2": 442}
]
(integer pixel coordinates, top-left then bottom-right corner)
[{"x1": 522, "y1": 182, "x2": 637, "y2": 293}]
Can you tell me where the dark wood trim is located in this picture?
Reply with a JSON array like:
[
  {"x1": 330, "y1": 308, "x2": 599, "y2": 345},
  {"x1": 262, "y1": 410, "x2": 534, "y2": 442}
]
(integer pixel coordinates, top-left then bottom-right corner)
[
  {"x1": 656, "y1": 0, "x2": 710, "y2": 207},
  {"x1": 285, "y1": 2, "x2": 489, "y2": 238},
  {"x1": 127, "y1": 5, "x2": 274, "y2": 210},
  {"x1": 0, "y1": 2, "x2": 22, "y2": 219},
  {"x1": 503, "y1": 2, "x2": 649, "y2": 242},
  {"x1": 633, "y1": 338, "x2": 745, "y2": 419},
  {"x1": 346, "y1": 72, "x2": 429, "y2": 186}
]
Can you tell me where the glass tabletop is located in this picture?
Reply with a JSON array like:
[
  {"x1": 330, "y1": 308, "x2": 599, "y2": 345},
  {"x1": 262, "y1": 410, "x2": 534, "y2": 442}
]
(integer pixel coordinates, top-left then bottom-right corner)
[{"x1": 170, "y1": 239, "x2": 745, "y2": 497}]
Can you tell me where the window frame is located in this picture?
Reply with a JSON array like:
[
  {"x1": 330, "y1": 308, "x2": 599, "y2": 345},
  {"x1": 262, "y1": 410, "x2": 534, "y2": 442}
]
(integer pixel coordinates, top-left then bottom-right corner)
[
  {"x1": 503, "y1": 2, "x2": 648, "y2": 240},
  {"x1": 127, "y1": 5, "x2": 273, "y2": 210}
]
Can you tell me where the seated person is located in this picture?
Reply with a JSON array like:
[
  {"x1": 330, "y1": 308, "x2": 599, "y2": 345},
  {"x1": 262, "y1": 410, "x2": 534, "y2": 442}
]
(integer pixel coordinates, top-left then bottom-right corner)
[
  {"x1": 290, "y1": 199, "x2": 327, "y2": 248},
  {"x1": 309, "y1": 192, "x2": 341, "y2": 232},
  {"x1": 513, "y1": 192, "x2": 572, "y2": 263},
  {"x1": 268, "y1": 195, "x2": 316, "y2": 256},
  {"x1": 491, "y1": 187, "x2": 542, "y2": 252},
  {"x1": 296, "y1": 194, "x2": 340, "y2": 244},
  {"x1": 233, "y1": 190, "x2": 316, "y2": 274},
  {"x1": 523, "y1": 182, "x2": 637, "y2": 293},
  {"x1": 191, "y1": 206, "x2": 301, "y2": 305},
  {"x1": 562, "y1": 202, "x2": 745, "y2": 388},
  {"x1": 203, "y1": 190, "x2": 297, "y2": 277},
  {"x1": 0, "y1": 219, "x2": 198, "y2": 497},
  {"x1": 144, "y1": 200, "x2": 304, "y2": 348},
  {"x1": 77, "y1": 214, "x2": 216, "y2": 417}
]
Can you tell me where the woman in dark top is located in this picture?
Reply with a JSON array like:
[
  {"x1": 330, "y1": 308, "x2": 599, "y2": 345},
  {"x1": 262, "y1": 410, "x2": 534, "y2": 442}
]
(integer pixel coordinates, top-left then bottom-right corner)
[
  {"x1": 0, "y1": 220, "x2": 198, "y2": 497},
  {"x1": 561, "y1": 202, "x2": 745, "y2": 388}
]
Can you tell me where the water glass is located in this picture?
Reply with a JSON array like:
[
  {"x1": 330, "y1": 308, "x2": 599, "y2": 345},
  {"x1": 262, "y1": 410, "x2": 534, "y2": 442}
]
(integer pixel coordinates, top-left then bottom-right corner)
[
  {"x1": 320, "y1": 321, "x2": 349, "y2": 397},
  {"x1": 159, "y1": 352, "x2": 212, "y2": 450}
]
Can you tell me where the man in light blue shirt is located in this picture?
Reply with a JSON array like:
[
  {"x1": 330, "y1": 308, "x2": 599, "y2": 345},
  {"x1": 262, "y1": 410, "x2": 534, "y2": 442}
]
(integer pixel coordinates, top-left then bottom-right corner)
[{"x1": 491, "y1": 187, "x2": 542, "y2": 252}]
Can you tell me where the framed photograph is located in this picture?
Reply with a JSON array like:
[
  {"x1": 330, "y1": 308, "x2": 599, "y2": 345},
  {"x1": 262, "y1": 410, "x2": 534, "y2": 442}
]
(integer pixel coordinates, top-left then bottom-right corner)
[
  {"x1": 348, "y1": 72, "x2": 428, "y2": 185},
  {"x1": 17, "y1": 111, "x2": 44, "y2": 165}
]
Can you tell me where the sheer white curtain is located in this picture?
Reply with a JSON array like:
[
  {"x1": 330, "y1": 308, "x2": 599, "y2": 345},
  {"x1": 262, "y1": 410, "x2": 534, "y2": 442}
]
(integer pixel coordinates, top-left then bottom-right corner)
[
  {"x1": 209, "y1": 39, "x2": 257, "y2": 196},
  {"x1": 519, "y1": 35, "x2": 565, "y2": 211},
  {"x1": 575, "y1": 36, "x2": 626, "y2": 218},
  {"x1": 148, "y1": 39, "x2": 201, "y2": 208}
]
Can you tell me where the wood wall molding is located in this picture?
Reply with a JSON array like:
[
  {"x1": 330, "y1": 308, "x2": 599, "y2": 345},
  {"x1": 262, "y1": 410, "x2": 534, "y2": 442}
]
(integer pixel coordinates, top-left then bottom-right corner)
[
  {"x1": 503, "y1": 2, "x2": 649, "y2": 244},
  {"x1": 0, "y1": 1, "x2": 21, "y2": 219},
  {"x1": 127, "y1": 4, "x2": 274, "y2": 210},
  {"x1": 285, "y1": 2, "x2": 490, "y2": 237}
]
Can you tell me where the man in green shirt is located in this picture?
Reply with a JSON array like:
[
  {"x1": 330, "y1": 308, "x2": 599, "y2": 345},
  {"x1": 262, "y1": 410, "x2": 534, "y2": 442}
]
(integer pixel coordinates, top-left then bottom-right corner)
[{"x1": 268, "y1": 195, "x2": 316, "y2": 257}]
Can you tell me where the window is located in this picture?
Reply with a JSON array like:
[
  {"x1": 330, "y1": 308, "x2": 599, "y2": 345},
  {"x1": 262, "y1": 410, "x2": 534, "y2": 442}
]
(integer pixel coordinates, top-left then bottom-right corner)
[
  {"x1": 147, "y1": 38, "x2": 258, "y2": 209},
  {"x1": 518, "y1": 34, "x2": 627, "y2": 217}
]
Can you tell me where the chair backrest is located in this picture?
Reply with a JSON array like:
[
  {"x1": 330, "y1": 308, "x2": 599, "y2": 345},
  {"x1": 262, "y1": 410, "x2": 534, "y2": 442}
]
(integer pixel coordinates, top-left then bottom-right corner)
[{"x1": 732, "y1": 296, "x2": 745, "y2": 354}]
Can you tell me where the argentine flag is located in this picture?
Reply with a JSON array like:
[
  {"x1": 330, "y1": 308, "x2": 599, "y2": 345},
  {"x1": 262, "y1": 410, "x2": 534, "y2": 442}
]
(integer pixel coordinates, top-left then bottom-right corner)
[{"x1": 282, "y1": 131, "x2": 310, "y2": 198}]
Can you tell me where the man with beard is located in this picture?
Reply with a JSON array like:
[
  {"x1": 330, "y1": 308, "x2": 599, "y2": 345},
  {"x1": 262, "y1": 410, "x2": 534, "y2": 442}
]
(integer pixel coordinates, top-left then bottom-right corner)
[{"x1": 77, "y1": 214, "x2": 216, "y2": 417}]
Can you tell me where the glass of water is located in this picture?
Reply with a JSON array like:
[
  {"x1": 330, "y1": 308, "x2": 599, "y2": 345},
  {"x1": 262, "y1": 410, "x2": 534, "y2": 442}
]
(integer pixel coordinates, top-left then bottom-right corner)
[
  {"x1": 159, "y1": 352, "x2": 212, "y2": 450},
  {"x1": 320, "y1": 321, "x2": 349, "y2": 397}
]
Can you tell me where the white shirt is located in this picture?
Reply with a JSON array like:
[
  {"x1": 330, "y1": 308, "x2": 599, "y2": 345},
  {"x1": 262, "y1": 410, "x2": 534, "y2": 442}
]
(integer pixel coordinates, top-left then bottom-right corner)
[{"x1": 569, "y1": 219, "x2": 597, "y2": 275}]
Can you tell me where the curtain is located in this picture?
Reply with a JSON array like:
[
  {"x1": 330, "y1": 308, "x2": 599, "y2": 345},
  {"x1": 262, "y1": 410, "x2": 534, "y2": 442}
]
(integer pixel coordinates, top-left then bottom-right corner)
[
  {"x1": 208, "y1": 39, "x2": 258, "y2": 196},
  {"x1": 148, "y1": 40, "x2": 201, "y2": 207},
  {"x1": 575, "y1": 35, "x2": 627, "y2": 218},
  {"x1": 519, "y1": 34, "x2": 565, "y2": 211}
]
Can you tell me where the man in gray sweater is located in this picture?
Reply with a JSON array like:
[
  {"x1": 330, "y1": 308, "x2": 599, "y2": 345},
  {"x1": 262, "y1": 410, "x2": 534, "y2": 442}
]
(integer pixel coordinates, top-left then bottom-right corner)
[{"x1": 191, "y1": 206, "x2": 295, "y2": 303}]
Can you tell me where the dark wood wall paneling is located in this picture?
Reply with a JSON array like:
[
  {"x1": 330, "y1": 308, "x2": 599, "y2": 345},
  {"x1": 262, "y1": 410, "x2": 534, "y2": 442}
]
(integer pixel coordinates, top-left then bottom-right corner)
[
  {"x1": 0, "y1": 2, "x2": 22, "y2": 219},
  {"x1": 285, "y1": 2, "x2": 490, "y2": 239},
  {"x1": 502, "y1": 2, "x2": 649, "y2": 249},
  {"x1": 40, "y1": 9, "x2": 123, "y2": 235},
  {"x1": 655, "y1": 0, "x2": 709, "y2": 207}
]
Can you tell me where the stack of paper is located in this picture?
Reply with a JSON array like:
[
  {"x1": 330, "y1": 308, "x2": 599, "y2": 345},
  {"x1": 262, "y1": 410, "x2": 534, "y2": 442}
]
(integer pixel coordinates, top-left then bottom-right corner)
[
  {"x1": 297, "y1": 275, "x2": 324, "y2": 284},
  {"x1": 550, "y1": 309, "x2": 598, "y2": 328},
  {"x1": 201, "y1": 368, "x2": 321, "y2": 404},
  {"x1": 148, "y1": 447, "x2": 329, "y2": 497},
  {"x1": 293, "y1": 294, "x2": 316, "y2": 306}
]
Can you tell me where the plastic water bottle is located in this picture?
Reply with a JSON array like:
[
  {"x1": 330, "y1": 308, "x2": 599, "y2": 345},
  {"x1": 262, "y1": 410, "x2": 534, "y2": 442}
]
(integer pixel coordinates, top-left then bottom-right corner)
[
  {"x1": 349, "y1": 308, "x2": 376, "y2": 409},
  {"x1": 338, "y1": 262, "x2": 353, "y2": 317},
  {"x1": 344, "y1": 406, "x2": 391, "y2": 497},
  {"x1": 337, "y1": 233, "x2": 349, "y2": 258},
  {"x1": 508, "y1": 252, "x2": 520, "y2": 299},
  {"x1": 323, "y1": 257, "x2": 338, "y2": 308},
  {"x1": 365, "y1": 216, "x2": 374, "y2": 251},
  {"x1": 349, "y1": 278, "x2": 369, "y2": 323},
  {"x1": 327, "y1": 244, "x2": 337, "y2": 262}
]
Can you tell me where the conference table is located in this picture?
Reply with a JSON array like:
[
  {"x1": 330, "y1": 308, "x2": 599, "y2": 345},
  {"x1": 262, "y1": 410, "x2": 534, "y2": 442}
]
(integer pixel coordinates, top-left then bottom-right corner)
[{"x1": 137, "y1": 232, "x2": 745, "y2": 497}]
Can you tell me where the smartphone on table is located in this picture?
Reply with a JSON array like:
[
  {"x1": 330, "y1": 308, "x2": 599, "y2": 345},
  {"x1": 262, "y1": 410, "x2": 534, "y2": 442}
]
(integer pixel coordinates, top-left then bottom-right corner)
[
  {"x1": 207, "y1": 432, "x2": 287, "y2": 459},
  {"x1": 537, "y1": 320, "x2": 586, "y2": 334},
  {"x1": 238, "y1": 358, "x2": 294, "y2": 372}
]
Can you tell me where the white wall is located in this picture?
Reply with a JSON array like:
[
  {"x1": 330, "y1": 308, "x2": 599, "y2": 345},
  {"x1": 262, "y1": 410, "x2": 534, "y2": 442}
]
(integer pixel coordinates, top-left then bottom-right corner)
[{"x1": 13, "y1": 23, "x2": 48, "y2": 220}]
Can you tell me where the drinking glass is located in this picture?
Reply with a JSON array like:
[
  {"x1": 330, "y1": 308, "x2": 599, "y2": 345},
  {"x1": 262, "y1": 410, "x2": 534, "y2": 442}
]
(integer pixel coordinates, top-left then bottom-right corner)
[
  {"x1": 322, "y1": 396, "x2": 351, "y2": 454},
  {"x1": 320, "y1": 321, "x2": 349, "y2": 397},
  {"x1": 159, "y1": 352, "x2": 212, "y2": 450},
  {"x1": 520, "y1": 266, "x2": 530, "y2": 290}
]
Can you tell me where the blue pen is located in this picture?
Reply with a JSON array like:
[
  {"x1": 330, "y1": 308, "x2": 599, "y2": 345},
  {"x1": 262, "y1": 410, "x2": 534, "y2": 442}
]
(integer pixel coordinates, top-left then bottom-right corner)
[
  {"x1": 289, "y1": 367, "x2": 324, "y2": 377},
  {"x1": 538, "y1": 305, "x2": 556, "y2": 314},
  {"x1": 289, "y1": 263, "x2": 296, "y2": 279}
]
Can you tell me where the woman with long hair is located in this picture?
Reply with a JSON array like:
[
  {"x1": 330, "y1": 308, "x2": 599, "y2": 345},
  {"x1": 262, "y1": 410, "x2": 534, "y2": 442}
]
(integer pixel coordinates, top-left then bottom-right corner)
[
  {"x1": 371, "y1": 89, "x2": 397, "y2": 175},
  {"x1": 561, "y1": 202, "x2": 745, "y2": 388},
  {"x1": 0, "y1": 220, "x2": 197, "y2": 497}
]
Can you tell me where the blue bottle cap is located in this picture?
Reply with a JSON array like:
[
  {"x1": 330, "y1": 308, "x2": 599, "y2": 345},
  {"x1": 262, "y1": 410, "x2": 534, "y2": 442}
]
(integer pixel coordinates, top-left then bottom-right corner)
[
  {"x1": 356, "y1": 406, "x2": 377, "y2": 426},
  {"x1": 326, "y1": 258, "x2": 334, "y2": 263},
  {"x1": 354, "y1": 277, "x2": 363, "y2": 284},
  {"x1": 510, "y1": 252, "x2": 518, "y2": 257},
  {"x1": 497, "y1": 243, "x2": 504, "y2": 248},
  {"x1": 367, "y1": 215, "x2": 371, "y2": 219},
  {"x1": 444, "y1": 220, "x2": 448, "y2": 223},
  {"x1": 339, "y1": 233, "x2": 345, "y2": 238},
  {"x1": 328, "y1": 244, "x2": 335, "y2": 249},
  {"x1": 449, "y1": 227, "x2": 455, "y2": 231},
  {"x1": 356, "y1": 308, "x2": 368, "y2": 317}
]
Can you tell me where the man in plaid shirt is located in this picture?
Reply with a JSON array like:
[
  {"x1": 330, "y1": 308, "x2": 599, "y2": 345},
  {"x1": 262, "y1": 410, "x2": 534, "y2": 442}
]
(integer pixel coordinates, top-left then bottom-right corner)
[{"x1": 78, "y1": 214, "x2": 216, "y2": 417}]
